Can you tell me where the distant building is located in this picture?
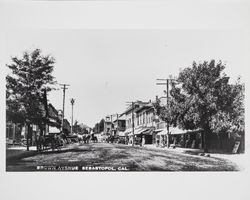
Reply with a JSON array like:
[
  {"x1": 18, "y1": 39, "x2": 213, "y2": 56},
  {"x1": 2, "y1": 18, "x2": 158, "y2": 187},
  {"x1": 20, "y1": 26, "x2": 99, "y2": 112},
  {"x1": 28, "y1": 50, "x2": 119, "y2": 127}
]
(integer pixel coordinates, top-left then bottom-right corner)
[
  {"x1": 104, "y1": 116, "x2": 113, "y2": 135},
  {"x1": 113, "y1": 113, "x2": 126, "y2": 137}
]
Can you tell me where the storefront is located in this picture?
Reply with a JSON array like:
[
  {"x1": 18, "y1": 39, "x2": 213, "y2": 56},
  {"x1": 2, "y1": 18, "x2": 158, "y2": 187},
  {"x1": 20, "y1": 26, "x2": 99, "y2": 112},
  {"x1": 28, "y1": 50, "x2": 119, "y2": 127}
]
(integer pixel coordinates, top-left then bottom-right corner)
[
  {"x1": 117, "y1": 131, "x2": 128, "y2": 144},
  {"x1": 127, "y1": 128, "x2": 155, "y2": 146},
  {"x1": 154, "y1": 129, "x2": 168, "y2": 147},
  {"x1": 154, "y1": 127, "x2": 203, "y2": 149},
  {"x1": 169, "y1": 128, "x2": 203, "y2": 149}
]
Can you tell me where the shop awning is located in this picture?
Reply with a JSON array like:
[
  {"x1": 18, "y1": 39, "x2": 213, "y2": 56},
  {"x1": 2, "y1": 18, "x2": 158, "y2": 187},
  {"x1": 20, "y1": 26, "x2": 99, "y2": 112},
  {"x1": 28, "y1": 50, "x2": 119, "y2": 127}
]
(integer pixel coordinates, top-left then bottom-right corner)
[
  {"x1": 141, "y1": 128, "x2": 154, "y2": 135},
  {"x1": 49, "y1": 126, "x2": 61, "y2": 133},
  {"x1": 155, "y1": 127, "x2": 185, "y2": 135},
  {"x1": 154, "y1": 128, "x2": 165, "y2": 133},
  {"x1": 170, "y1": 127, "x2": 202, "y2": 135},
  {"x1": 127, "y1": 128, "x2": 146, "y2": 136},
  {"x1": 127, "y1": 128, "x2": 154, "y2": 136},
  {"x1": 118, "y1": 131, "x2": 127, "y2": 137},
  {"x1": 156, "y1": 129, "x2": 168, "y2": 135},
  {"x1": 156, "y1": 127, "x2": 201, "y2": 135},
  {"x1": 169, "y1": 127, "x2": 187, "y2": 135},
  {"x1": 135, "y1": 128, "x2": 148, "y2": 135}
]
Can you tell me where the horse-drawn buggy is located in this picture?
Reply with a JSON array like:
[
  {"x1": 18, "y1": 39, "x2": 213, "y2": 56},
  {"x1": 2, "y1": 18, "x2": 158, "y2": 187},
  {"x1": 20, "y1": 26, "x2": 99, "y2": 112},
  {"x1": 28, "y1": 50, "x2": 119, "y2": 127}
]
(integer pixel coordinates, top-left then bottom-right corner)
[
  {"x1": 37, "y1": 133, "x2": 65, "y2": 152},
  {"x1": 65, "y1": 134, "x2": 79, "y2": 144}
]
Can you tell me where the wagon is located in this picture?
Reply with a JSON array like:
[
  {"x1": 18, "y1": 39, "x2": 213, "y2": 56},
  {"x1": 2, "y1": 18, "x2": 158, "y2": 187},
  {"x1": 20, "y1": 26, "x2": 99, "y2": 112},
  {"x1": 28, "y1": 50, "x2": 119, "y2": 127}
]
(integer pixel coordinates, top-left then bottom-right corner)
[{"x1": 37, "y1": 134, "x2": 64, "y2": 152}]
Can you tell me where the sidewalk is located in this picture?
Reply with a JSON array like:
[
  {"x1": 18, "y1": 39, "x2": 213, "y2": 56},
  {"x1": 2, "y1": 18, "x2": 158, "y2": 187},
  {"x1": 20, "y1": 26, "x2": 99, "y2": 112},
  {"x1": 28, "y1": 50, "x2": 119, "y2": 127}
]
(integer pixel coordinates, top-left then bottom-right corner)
[
  {"x1": 143, "y1": 144, "x2": 246, "y2": 170},
  {"x1": 6, "y1": 143, "x2": 81, "y2": 161},
  {"x1": 6, "y1": 146, "x2": 38, "y2": 160}
]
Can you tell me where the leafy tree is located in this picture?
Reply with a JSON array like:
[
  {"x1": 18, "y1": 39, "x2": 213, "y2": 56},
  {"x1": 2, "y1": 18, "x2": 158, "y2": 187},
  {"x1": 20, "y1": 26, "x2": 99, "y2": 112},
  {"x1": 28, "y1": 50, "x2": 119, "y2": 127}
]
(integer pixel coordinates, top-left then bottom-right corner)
[
  {"x1": 63, "y1": 119, "x2": 71, "y2": 135},
  {"x1": 154, "y1": 60, "x2": 244, "y2": 152},
  {"x1": 6, "y1": 49, "x2": 57, "y2": 150},
  {"x1": 210, "y1": 78, "x2": 245, "y2": 150},
  {"x1": 98, "y1": 119, "x2": 105, "y2": 132},
  {"x1": 73, "y1": 120, "x2": 89, "y2": 134},
  {"x1": 92, "y1": 123, "x2": 98, "y2": 133}
]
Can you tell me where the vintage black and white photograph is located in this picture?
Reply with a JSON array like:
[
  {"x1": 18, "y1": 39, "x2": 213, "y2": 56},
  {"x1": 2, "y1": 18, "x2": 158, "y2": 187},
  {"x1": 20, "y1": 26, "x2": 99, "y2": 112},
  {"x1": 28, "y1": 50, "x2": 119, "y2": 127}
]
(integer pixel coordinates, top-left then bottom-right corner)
[
  {"x1": 4, "y1": 29, "x2": 246, "y2": 172},
  {"x1": 1, "y1": 1, "x2": 250, "y2": 200}
]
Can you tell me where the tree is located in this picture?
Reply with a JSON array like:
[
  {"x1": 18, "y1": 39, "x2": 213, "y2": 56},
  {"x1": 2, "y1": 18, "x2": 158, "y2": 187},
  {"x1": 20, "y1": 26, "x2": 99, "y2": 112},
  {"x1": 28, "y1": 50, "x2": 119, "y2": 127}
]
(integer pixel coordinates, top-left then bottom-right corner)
[
  {"x1": 210, "y1": 78, "x2": 245, "y2": 151},
  {"x1": 93, "y1": 123, "x2": 99, "y2": 133},
  {"x1": 98, "y1": 119, "x2": 105, "y2": 132},
  {"x1": 6, "y1": 49, "x2": 57, "y2": 150},
  {"x1": 154, "y1": 60, "x2": 244, "y2": 152}
]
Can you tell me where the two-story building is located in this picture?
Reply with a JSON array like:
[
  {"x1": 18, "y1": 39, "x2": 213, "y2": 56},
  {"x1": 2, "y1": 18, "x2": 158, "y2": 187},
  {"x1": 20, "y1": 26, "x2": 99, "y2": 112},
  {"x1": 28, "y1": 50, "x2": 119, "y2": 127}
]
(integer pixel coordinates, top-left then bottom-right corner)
[
  {"x1": 123, "y1": 101, "x2": 156, "y2": 145},
  {"x1": 104, "y1": 116, "x2": 113, "y2": 135},
  {"x1": 112, "y1": 113, "x2": 126, "y2": 143},
  {"x1": 134, "y1": 102, "x2": 156, "y2": 145}
]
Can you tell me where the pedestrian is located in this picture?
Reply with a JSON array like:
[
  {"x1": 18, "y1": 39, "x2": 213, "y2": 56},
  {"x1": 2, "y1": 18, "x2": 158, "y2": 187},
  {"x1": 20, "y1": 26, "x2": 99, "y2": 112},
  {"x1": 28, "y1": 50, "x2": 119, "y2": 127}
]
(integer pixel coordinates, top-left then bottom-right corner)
[
  {"x1": 142, "y1": 136, "x2": 145, "y2": 146},
  {"x1": 156, "y1": 138, "x2": 160, "y2": 147}
]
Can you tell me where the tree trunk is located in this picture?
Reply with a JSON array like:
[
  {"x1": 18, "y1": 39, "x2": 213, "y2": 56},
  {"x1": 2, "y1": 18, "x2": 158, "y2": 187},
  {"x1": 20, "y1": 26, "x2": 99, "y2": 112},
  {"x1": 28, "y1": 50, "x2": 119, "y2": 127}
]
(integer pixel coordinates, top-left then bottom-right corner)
[
  {"x1": 203, "y1": 131, "x2": 208, "y2": 153},
  {"x1": 202, "y1": 124, "x2": 211, "y2": 153},
  {"x1": 27, "y1": 124, "x2": 31, "y2": 151},
  {"x1": 166, "y1": 124, "x2": 170, "y2": 148}
]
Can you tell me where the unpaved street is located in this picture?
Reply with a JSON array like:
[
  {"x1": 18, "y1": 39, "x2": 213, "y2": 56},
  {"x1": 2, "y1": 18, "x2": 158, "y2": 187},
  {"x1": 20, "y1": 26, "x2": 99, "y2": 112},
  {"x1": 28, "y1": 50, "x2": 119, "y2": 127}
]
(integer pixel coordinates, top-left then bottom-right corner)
[{"x1": 6, "y1": 143, "x2": 239, "y2": 171}]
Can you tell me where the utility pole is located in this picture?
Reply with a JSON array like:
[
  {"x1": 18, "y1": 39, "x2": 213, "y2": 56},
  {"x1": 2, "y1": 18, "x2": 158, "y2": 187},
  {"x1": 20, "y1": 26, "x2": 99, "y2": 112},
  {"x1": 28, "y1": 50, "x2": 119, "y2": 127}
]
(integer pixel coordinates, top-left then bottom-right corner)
[
  {"x1": 156, "y1": 78, "x2": 174, "y2": 148},
  {"x1": 60, "y1": 84, "x2": 70, "y2": 134},
  {"x1": 108, "y1": 113, "x2": 118, "y2": 136},
  {"x1": 70, "y1": 98, "x2": 75, "y2": 134},
  {"x1": 110, "y1": 114, "x2": 113, "y2": 136},
  {"x1": 126, "y1": 102, "x2": 135, "y2": 146},
  {"x1": 116, "y1": 113, "x2": 119, "y2": 136}
]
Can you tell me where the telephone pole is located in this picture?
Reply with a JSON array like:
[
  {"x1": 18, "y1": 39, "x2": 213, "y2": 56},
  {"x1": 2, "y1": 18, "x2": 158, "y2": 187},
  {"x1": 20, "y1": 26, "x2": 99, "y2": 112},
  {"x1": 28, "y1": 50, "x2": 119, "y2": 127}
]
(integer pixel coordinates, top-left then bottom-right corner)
[
  {"x1": 126, "y1": 102, "x2": 135, "y2": 146},
  {"x1": 70, "y1": 98, "x2": 75, "y2": 134},
  {"x1": 60, "y1": 84, "x2": 70, "y2": 134},
  {"x1": 116, "y1": 113, "x2": 119, "y2": 136},
  {"x1": 156, "y1": 78, "x2": 174, "y2": 147}
]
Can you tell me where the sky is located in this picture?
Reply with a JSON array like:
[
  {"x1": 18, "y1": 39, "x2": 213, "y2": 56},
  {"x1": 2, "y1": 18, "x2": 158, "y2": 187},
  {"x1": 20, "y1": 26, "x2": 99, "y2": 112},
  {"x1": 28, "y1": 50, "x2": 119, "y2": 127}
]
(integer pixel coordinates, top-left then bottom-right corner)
[
  {"x1": 2, "y1": 29, "x2": 249, "y2": 127},
  {"x1": 1, "y1": 0, "x2": 249, "y2": 128}
]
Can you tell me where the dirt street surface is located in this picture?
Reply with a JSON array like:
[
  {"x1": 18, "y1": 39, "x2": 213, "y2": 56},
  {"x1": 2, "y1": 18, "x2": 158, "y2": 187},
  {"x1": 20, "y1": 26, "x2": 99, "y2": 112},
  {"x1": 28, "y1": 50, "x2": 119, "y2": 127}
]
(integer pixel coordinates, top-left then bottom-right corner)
[{"x1": 6, "y1": 143, "x2": 240, "y2": 171}]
